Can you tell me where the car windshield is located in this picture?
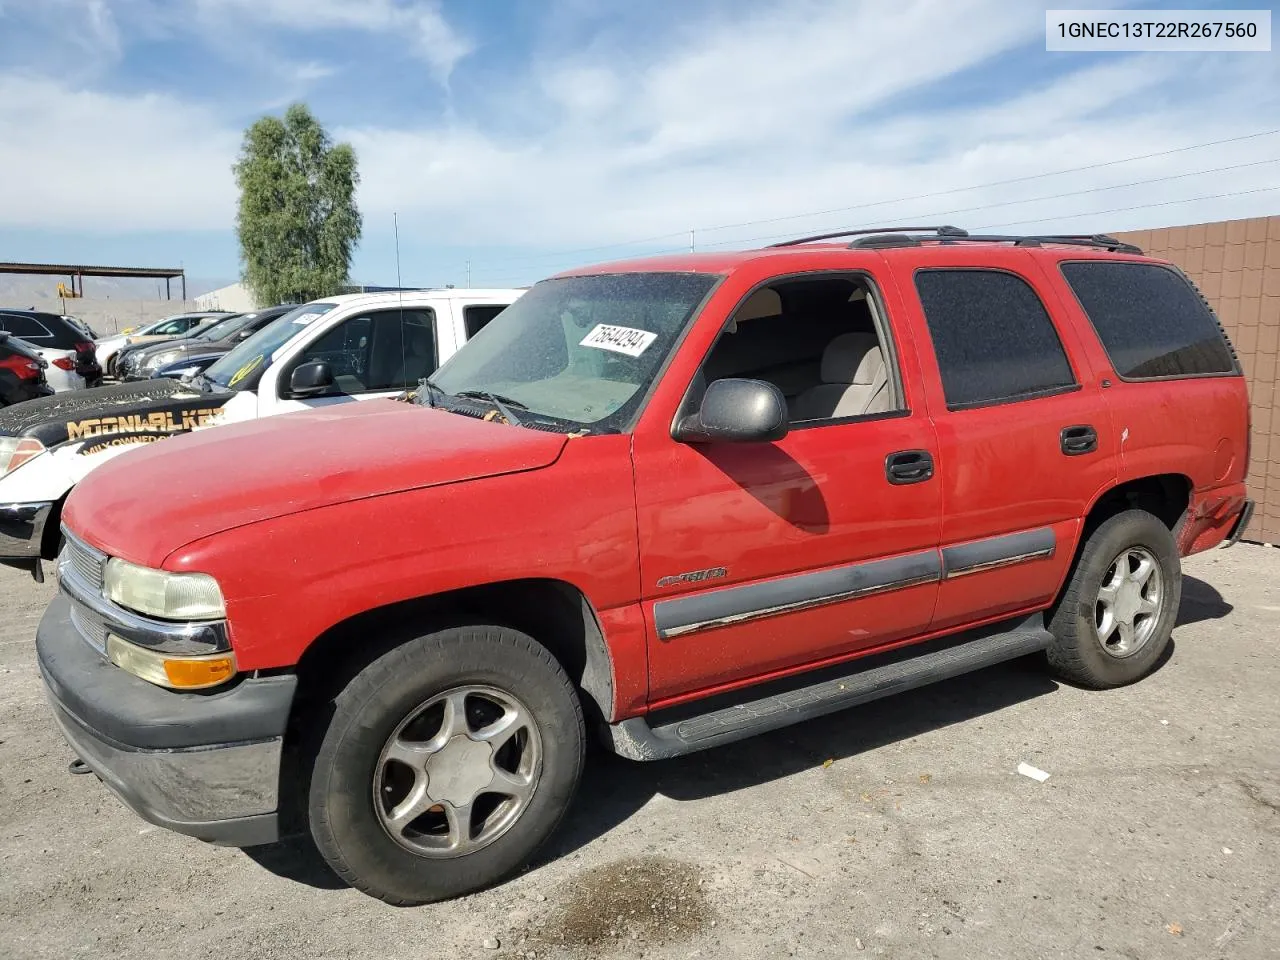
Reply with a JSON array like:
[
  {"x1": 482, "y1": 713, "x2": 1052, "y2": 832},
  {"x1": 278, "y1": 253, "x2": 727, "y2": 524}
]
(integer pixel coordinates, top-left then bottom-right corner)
[
  {"x1": 193, "y1": 313, "x2": 248, "y2": 341},
  {"x1": 431, "y1": 273, "x2": 718, "y2": 430},
  {"x1": 205, "y1": 303, "x2": 338, "y2": 389}
]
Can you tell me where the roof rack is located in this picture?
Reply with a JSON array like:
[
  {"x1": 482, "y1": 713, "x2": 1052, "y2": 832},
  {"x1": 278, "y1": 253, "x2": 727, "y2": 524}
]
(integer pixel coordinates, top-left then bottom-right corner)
[
  {"x1": 769, "y1": 225, "x2": 969, "y2": 247},
  {"x1": 770, "y1": 225, "x2": 1142, "y2": 255}
]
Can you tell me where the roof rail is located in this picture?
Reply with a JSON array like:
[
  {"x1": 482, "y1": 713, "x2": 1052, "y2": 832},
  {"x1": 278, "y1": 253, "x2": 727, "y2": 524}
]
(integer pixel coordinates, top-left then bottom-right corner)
[
  {"x1": 849, "y1": 232, "x2": 1142, "y2": 255},
  {"x1": 768, "y1": 225, "x2": 1142, "y2": 255},
  {"x1": 768, "y1": 225, "x2": 969, "y2": 247}
]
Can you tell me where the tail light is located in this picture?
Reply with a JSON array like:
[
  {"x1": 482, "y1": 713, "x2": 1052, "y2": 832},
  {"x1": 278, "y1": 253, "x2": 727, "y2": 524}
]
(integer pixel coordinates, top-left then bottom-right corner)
[
  {"x1": 0, "y1": 354, "x2": 42, "y2": 380},
  {"x1": 52, "y1": 356, "x2": 76, "y2": 371},
  {"x1": 73, "y1": 340, "x2": 96, "y2": 355}
]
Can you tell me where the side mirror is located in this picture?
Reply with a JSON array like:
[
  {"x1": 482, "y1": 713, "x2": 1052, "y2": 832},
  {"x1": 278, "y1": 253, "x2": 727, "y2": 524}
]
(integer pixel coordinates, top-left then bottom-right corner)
[
  {"x1": 674, "y1": 377, "x2": 789, "y2": 444},
  {"x1": 289, "y1": 360, "x2": 335, "y2": 397},
  {"x1": 234, "y1": 329, "x2": 254, "y2": 341}
]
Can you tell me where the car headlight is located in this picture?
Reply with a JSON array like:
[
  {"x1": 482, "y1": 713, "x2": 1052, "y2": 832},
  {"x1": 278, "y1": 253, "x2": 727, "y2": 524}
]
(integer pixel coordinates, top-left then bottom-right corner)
[
  {"x1": 142, "y1": 350, "x2": 182, "y2": 371},
  {"x1": 103, "y1": 557, "x2": 226, "y2": 620},
  {"x1": 0, "y1": 436, "x2": 45, "y2": 477}
]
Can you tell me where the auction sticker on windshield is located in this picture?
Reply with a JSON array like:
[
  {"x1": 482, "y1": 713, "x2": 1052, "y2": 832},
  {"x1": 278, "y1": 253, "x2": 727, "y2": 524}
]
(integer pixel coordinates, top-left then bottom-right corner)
[
  {"x1": 291, "y1": 311, "x2": 326, "y2": 325},
  {"x1": 580, "y1": 324, "x2": 657, "y2": 357}
]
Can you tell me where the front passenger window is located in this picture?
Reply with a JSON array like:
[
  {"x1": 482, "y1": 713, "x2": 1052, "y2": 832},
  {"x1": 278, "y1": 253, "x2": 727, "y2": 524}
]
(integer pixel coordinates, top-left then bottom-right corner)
[{"x1": 684, "y1": 275, "x2": 900, "y2": 427}]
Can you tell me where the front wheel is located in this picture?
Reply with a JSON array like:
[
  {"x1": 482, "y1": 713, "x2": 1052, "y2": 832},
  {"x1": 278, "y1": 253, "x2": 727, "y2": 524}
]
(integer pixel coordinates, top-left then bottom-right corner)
[
  {"x1": 1047, "y1": 509, "x2": 1181, "y2": 689},
  {"x1": 308, "y1": 625, "x2": 585, "y2": 904}
]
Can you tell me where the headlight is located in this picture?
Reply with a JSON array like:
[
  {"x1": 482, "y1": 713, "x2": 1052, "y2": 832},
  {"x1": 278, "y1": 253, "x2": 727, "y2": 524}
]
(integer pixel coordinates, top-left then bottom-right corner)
[
  {"x1": 103, "y1": 557, "x2": 225, "y2": 620},
  {"x1": 0, "y1": 436, "x2": 44, "y2": 477},
  {"x1": 143, "y1": 350, "x2": 181, "y2": 371}
]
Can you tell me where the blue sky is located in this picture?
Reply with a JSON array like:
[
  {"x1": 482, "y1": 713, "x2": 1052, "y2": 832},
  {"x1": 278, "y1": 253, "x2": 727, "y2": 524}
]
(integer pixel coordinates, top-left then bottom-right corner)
[{"x1": 0, "y1": 0, "x2": 1276, "y2": 292}]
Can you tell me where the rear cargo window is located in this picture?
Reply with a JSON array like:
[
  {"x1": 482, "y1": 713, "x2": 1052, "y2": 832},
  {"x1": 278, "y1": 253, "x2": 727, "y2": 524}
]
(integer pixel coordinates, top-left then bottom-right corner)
[
  {"x1": 1060, "y1": 261, "x2": 1237, "y2": 380},
  {"x1": 914, "y1": 269, "x2": 1076, "y2": 409}
]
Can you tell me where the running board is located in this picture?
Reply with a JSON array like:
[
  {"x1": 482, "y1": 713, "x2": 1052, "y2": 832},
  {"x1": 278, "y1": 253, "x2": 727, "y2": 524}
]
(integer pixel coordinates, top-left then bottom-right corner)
[{"x1": 608, "y1": 615, "x2": 1053, "y2": 760}]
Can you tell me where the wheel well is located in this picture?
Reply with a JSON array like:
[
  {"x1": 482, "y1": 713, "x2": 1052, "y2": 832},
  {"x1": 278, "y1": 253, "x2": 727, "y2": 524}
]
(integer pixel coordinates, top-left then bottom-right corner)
[
  {"x1": 1051, "y1": 473, "x2": 1191, "y2": 616},
  {"x1": 290, "y1": 578, "x2": 614, "y2": 727},
  {"x1": 1083, "y1": 474, "x2": 1191, "y2": 536}
]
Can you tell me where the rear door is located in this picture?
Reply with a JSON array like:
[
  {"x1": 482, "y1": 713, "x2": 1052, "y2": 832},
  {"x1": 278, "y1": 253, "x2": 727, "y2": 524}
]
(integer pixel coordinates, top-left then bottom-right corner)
[{"x1": 892, "y1": 250, "x2": 1119, "y2": 631}]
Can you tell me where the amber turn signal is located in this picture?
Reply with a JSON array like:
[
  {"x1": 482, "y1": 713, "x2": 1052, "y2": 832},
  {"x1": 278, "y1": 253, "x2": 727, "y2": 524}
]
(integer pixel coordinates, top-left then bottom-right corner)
[{"x1": 106, "y1": 634, "x2": 237, "y2": 690}]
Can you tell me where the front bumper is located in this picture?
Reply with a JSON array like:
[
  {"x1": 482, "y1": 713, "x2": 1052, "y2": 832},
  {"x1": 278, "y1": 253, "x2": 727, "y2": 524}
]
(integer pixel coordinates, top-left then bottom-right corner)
[
  {"x1": 37, "y1": 595, "x2": 297, "y2": 846},
  {"x1": 0, "y1": 501, "x2": 53, "y2": 558}
]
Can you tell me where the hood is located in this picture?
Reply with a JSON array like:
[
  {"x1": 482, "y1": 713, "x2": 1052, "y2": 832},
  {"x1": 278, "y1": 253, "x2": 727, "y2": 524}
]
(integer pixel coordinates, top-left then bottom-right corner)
[
  {"x1": 64, "y1": 400, "x2": 569, "y2": 566},
  {"x1": 0, "y1": 378, "x2": 234, "y2": 447}
]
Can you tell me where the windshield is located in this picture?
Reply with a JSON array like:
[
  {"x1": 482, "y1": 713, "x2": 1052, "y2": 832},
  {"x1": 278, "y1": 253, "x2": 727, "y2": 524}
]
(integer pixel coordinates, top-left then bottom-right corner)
[
  {"x1": 194, "y1": 313, "x2": 248, "y2": 341},
  {"x1": 205, "y1": 303, "x2": 337, "y2": 390},
  {"x1": 431, "y1": 273, "x2": 717, "y2": 430}
]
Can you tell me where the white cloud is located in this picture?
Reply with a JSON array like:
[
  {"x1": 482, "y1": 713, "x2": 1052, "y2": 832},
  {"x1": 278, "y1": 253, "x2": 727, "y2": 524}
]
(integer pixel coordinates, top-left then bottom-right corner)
[
  {"x1": 192, "y1": 0, "x2": 473, "y2": 82},
  {"x1": 0, "y1": 75, "x2": 238, "y2": 231},
  {"x1": 0, "y1": 0, "x2": 1276, "y2": 279}
]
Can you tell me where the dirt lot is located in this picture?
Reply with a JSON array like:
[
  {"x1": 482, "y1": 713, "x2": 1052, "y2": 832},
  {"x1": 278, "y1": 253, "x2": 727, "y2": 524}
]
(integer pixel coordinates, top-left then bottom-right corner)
[{"x1": 1, "y1": 546, "x2": 1278, "y2": 960}]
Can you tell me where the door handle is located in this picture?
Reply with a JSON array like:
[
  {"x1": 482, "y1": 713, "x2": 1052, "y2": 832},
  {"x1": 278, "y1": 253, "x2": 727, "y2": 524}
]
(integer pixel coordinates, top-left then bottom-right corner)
[
  {"x1": 885, "y1": 449, "x2": 934, "y2": 484},
  {"x1": 1060, "y1": 424, "x2": 1098, "y2": 456}
]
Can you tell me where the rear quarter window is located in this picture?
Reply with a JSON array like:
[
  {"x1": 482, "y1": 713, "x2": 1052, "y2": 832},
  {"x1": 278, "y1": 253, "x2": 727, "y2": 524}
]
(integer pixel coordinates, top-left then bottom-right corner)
[{"x1": 1060, "y1": 261, "x2": 1238, "y2": 380}]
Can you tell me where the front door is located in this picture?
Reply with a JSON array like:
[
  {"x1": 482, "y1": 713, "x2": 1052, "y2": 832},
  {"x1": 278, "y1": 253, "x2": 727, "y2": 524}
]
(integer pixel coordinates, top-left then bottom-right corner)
[
  {"x1": 632, "y1": 271, "x2": 943, "y2": 704},
  {"x1": 273, "y1": 307, "x2": 441, "y2": 414}
]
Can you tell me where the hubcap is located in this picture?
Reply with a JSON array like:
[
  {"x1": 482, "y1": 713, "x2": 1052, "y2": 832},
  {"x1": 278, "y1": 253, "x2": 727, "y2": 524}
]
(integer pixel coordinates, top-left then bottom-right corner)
[
  {"x1": 1095, "y1": 546, "x2": 1163, "y2": 658},
  {"x1": 373, "y1": 685, "x2": 542, "y2": 858}
]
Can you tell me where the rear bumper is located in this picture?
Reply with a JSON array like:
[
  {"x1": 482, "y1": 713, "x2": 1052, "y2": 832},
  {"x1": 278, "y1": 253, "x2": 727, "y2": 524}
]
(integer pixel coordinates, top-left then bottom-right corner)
[
  {"x1": 0, "y1": 501, "x2": 53, "y2": 558},
  {"x1": 1223, "y1": 499, "x2": 1255, "y2": 548},
  {"x1": 37, "y1": 595, "x2": 296, "y2": 847}
]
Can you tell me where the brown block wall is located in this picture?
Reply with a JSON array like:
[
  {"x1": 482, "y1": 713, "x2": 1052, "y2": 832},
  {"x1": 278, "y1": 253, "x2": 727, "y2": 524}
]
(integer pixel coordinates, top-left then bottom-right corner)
[{"x1": 1112, "y1": 215, "x2": 1280, "y2": 543}]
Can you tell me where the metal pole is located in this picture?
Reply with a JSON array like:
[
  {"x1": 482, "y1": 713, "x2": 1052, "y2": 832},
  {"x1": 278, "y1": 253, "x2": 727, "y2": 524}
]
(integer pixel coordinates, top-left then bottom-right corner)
[
  {"x1": 181, "y1": 274, "x2": 186, "y2": 301},
  {"x1": 166, "y1": 277, "x2": 171, "y2": 300}
]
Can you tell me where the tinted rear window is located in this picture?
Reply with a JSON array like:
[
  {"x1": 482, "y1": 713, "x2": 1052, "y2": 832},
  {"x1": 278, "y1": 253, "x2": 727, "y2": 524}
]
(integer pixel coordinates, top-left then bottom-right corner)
[
  {"x1": 915, "y1": 269, "x2": 1076, "y2": 409},
  {"x1": 1060, "y1": 261, "x2": 1237, "y2": 380}
]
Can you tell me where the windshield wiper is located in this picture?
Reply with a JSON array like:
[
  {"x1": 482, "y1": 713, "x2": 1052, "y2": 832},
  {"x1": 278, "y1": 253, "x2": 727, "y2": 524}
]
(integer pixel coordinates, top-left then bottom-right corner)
[
  {"x1": 453, "y1": 389, "x2": 526, "y2": 426},
  {"x1": 416, "y1": 377, "x2": 448, "y2": 409}
]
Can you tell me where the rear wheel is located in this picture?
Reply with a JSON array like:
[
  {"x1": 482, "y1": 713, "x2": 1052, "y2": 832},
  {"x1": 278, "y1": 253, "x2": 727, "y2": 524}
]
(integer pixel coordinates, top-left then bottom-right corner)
[
  {"x1": 308, "y1": 625, "x2": 585, "y2": 904},
  {"x1": 1047, "y1": 509, "x2": 1181, "y2": 688}
]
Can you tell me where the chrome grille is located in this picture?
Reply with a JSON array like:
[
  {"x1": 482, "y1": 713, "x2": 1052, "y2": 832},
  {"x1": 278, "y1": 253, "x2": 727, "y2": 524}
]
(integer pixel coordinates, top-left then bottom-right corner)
[
  {"x1": 69, "y1": 602, "x2": 108, "y2": 653},
  {"x1": 62, "y1": 531, "x2": 105, "y2": 591}
]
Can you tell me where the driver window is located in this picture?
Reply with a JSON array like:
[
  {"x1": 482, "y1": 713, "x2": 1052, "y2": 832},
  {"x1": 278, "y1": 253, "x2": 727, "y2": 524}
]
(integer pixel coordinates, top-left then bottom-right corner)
[
  {"x1": 290, "y1": 309, "x2": 438, "y2": 395},
  {"x1": 683, "y1": 275, "x2": 901, "y2": 427}
]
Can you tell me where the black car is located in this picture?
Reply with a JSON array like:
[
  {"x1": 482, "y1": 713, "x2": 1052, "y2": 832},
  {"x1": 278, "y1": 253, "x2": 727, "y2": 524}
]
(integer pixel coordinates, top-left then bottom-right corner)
[
  {"x1": 0, "y1": 310, "x2": 102, "y2": 389},
  {"x1": 0, "y1": 333, "x2": 54, "y2": 407},
  {"x1": 117, "y1": 305, "x2": 296, "y2": 381}
]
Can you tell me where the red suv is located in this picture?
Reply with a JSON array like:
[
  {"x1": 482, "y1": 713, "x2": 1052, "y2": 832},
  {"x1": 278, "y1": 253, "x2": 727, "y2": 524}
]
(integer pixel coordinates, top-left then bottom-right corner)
[{"x1": 37, "y1": 227, "x2": 1251, "y2": 904}]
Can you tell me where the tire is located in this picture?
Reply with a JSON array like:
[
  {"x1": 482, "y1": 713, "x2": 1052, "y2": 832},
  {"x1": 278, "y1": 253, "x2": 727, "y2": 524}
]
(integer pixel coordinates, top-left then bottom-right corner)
[
  {"x1": 308, "y1": 624, "x2": 585, "y2": 904},
  {"x1": 1046, "y1": 509, "x2": 1181, "y2": 689}
]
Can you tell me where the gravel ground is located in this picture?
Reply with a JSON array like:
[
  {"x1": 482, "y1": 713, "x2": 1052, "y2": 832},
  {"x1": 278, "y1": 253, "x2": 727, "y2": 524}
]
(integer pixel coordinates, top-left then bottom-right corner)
[{"x1": 1, "y1": 545, "x2": 1277, "y2": 960}]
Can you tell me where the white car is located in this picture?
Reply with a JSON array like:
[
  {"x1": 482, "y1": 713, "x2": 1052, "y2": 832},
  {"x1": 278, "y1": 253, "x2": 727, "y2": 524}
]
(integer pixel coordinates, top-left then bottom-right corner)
[
  {"x1": 0, "y1": 310, "x2": 100, "y2": 392},
  {"x1": 95, "y1": 312, "x2": 228, "y2": 376},
  {"x1": 0, "y1": 288, "x2": 523, "y2": 567}
]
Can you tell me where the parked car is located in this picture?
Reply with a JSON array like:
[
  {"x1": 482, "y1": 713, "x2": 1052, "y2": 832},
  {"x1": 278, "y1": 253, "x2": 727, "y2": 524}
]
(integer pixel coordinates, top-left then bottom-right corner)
[
  {"x1": 117, "y1": 305, "x2": 296, "y2": 381},
  {"x1": 0, "y1": 289, "x2": 520, "y2": 563},
  {"x1": 0, "y1": 311, "x2": 102, "y2": 391},
  {"x1": 96, "y1": 312, "x2": 231, "y2": 376},
  {"x1": 33, "y1": 228, "x2": 1252, "y2": 904},
  {"x1": 0, "y1": 333, "x2": 54, "y2": 407}
]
